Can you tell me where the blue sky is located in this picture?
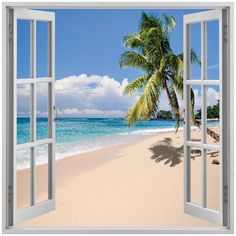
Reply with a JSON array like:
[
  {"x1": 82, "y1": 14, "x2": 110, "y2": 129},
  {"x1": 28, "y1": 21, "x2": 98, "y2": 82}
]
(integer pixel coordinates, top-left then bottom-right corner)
[{"x1": 17, "y1": 9, "x2": 220, "y2": 117}]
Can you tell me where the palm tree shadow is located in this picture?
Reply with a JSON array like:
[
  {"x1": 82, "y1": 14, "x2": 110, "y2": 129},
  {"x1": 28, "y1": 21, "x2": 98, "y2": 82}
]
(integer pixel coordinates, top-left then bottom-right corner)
[{"x1": 149, "y1": 138, "x2": 183, "y2": 167}]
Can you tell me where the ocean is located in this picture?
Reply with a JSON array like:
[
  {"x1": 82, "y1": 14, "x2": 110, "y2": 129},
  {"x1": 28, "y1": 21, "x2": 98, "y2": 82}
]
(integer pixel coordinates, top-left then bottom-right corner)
[{"x1": 16, "y1": 118, "x2": 218, "y2": 169}]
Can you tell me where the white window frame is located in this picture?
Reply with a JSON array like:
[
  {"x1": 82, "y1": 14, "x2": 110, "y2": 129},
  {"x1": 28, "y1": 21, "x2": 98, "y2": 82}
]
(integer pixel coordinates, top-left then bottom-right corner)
[
  {"x1": 12, "y1": 9, "x2": 56, "y2": 225},
  {"x1": 2, "y1": 2, "x2": 234, "y2": 234},
  {"x1": 182, "y1": 8, "x2": 231, "y2": 227}
]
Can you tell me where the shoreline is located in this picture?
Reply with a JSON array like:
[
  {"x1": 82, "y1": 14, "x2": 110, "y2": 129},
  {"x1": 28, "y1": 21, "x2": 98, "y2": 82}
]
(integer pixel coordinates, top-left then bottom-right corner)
[
  {"x1": 17, "y1": 127, "x2": 183, "y2": 170},
  {"x1": 55, "y1": 127, "x2": 184, "y2": 161},
  {"x1": 16, "y1": 124, "x2": 218, "y2": 170},
  {"x1": 16, "y1": 116, "x2": 219, "y2": 170}
]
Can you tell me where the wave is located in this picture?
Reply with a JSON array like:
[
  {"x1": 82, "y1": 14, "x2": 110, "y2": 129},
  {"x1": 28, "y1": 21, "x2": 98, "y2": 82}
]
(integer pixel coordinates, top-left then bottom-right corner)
[{"x1": 123, "y1": 127, "x2": 183, "y2": 135}]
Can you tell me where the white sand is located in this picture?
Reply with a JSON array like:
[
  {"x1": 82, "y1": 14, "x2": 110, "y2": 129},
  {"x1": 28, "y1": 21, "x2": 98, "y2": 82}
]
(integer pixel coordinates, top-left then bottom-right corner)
[{"x1": 17, "y1": 129, "x2": 219, "y2": 228}]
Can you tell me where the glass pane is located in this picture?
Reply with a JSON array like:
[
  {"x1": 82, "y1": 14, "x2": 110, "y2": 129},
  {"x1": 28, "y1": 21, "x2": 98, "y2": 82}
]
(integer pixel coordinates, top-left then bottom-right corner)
[
  {"x1": 206, "y1": 20, "x2": 219, "y2": 80},
  {"x1": 206, "y1": 149, "x2": 220, "y2": 211},
  {"x1": 36, "y1": 21, "x2": 49, "y2": 77},
  {"x1": 36, "y1": 83, "x2": 49, "y2": 140},
  {"x1": 35, "y1": 144, "x2": 49, "y2": 204},
  {"x1": 17, "y1": 20, "x2": 31, "y2": 79},
  {"x1": 187, "y1": 85, "x2": 202, "y2": 142},
  {"x1": 189, "y1": 23, "x2": 201, "y2": 80},
  {"x1": 206, "y1": 85, "x2": 220, "y2": 145},
  {"x1": 17, "y1": 84, "x2": 31, "y2": 144},
  {"x1": 16, "y1": 149, "x2": 31, "y2": 210},
  {"x1": 190, "y1": 147, "x2": 202, "y2": 205}
]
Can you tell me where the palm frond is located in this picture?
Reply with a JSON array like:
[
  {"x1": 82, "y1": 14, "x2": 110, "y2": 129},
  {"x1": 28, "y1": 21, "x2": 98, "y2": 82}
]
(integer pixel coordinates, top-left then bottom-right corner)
[
  {"x1": 144, "y1": 27, "x2": 163, "y2": 65},
  {"x1": 161, "y1": 35, "x2": 172, "y2": 54},
  {"x1": 178, "y1": 48, "x2": 201, "y2": 65},
  {"x1": 161, "y1": 53, "x2": 183, "y2": 77},
  {"x1": 119, "y1": 51, "x2": 153, "y2": 73},
  {"x1": 125, "y1": 95, "x2": 145, "y2": 126},
  {"x1": 123, "y1": 75, "x2": 149, "y2": 95},
  {"x1": 123, "y1": 34, "x2": 144, "y2": 50},
  {"x1": 162, "y1": 14, "x2": 176, "y2": 35},
  {"x1": 168, "y1": 84, "x2": 180, "y2": 131},
  {"x1": 189, "y1": 48, "x2": 201, "y2": 65},
  {"x1": 125, "y1": 70, "x2": 163, "y2": 125},
  {"x1": 139, "y1": 12, "x2": 162, "y2": 35}
]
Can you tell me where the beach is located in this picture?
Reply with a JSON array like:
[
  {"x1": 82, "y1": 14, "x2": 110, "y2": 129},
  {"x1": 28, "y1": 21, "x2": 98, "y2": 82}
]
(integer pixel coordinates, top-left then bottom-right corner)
[{"x1": 17, "y1": 128, "x2": 220, "y2": 228}]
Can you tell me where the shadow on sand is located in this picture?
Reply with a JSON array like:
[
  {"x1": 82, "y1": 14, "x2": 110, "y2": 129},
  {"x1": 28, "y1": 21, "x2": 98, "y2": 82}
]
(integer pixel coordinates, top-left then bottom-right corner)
[
  {"x1": 149, "y1": 138, "x2": 205, "y2": 167},
  {"x1": 149, "y1": 138, "x2": 183, "y2": 167}
]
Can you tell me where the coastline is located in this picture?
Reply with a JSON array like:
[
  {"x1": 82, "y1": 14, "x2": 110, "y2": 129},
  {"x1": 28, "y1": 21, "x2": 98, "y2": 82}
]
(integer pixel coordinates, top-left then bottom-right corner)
[
  {"x1": 17, "y1": 126, "x2": 183, "y2": 170},
  {"x1": 16, "y1": 117, "x2": 219, "y2": 170},
  {"x1": 18, "y1": 128, "x2": 219, "y2": 228}
]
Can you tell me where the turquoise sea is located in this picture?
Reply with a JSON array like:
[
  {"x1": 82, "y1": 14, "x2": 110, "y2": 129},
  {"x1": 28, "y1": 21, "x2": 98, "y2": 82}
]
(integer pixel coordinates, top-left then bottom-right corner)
[{"x1": 16, "y1": 118, "x2": 218, "y2": 169}]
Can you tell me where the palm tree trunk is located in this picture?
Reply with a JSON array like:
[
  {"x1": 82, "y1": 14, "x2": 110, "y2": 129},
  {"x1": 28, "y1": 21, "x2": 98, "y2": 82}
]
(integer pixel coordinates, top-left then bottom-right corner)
[
  {"x1": 162, "y1": 79, "x2": 219, "y2": 142},
  {"x1": 162, "y1": 79, "x2": 181, "y2": 115}
]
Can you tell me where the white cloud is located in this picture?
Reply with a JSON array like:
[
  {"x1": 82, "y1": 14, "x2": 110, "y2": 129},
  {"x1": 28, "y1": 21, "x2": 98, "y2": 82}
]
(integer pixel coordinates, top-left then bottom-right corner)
[
  {"x1": 17, "y1": 74, "x2": 139, "y2": 118},
  {"x1": 206, "y1": 87, "x2": 220, "y2": 105},
  {"x1": 193, "y1": 87, "x2": 219, "y2": 111},
  {"x1": 158, "y1": 91, "x2": 183, "y2": 112},
  {"x1": 207, "y1": 64, "x2": 219, "y2": 70},
  {"x1": 193, "y1": 88, "x2": 201, "y2": 110},
  {"x1": 17, "y1": 74, "x2": 220, "y2": 118},
  {"x1": 54, "y1": 74, "x2": 139, "y2": 117}
]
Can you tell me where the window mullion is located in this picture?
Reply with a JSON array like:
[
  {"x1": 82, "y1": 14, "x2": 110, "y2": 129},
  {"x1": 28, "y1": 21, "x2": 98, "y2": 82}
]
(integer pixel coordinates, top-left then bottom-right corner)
[
  {"x1": 30, "y1": 19, "x2": 36, "y2": 206},
  {"x1": 201, "y1": 21, "x2": 207, "y2": 208}
]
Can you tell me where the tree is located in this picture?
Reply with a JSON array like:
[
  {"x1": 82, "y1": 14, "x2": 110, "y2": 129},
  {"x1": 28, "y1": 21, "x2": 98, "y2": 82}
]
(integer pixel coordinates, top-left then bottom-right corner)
[
  {"x1": 119, "y1": 12, "x2": 219, "y2": 141},
  {"x1": 195, "y1": 100, "x2": 220, "y2": 119},
  {"x1": 155, "y1": 110, "x2": 173, "y2": 120}
]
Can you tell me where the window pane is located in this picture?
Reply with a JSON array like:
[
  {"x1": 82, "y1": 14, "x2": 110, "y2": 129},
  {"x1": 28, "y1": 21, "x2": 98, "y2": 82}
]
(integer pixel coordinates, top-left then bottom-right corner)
[
  {"x1": 189, "y1": 23, "x2": 201, "y2": 80},
  {"x1": 36, "y1": 83, "x2": 49, "y2": 140},
  {"x1": 190, "y1": 147, "x2": 202, "y2": 205},
  {"x1": 17, "y1": 84, "x2": 31, "y2": 144},
  {"x1": 17, "y1": 20, "x2": 31, "y2": 79},
  {"x1": 36, "y1": 21, "x2": 49, "y2": 77},
  {"x1": 187, "y1": 85, "x2": 202, "y2": 142},
  {"x1": 206, "y1": 85, "x2": 220, "y2": 145},
  {"x1": 16, "y1": 149, "x2": 31, "y2": 210},
  {"x1": 206, "y1": 149, "x2": 220, "y2": 211},
  {"x1": 35, "y1": 144, "x2": 49, "y2": 204},
  {"x1": 206, "y1": 20, "x2": 219, "y2": 80}
]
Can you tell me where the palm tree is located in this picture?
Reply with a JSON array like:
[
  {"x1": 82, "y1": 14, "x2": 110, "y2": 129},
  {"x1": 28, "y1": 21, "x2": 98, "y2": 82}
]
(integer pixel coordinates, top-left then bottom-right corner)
[{"x1": 119, "y1": 12, "x2": 219, "y2": 141}]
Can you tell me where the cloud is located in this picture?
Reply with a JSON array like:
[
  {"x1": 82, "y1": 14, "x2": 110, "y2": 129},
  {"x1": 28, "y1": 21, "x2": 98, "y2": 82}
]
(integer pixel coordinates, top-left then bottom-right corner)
[
  {"x1": 206, "y1": 87, "x2": 220, "y2": 105},
  {"x1": 159, "y1": 91, "x2": 183, "y2": 111},
  {"x1": 54, "y1": 74, "x2": 139, "y2": 117},
  {"x1": 16, "y1": 74, "x2": 220, "y2": 118},
  {"x1": 193, "y1": 87, "x2": 219, "y2": 112},
  {"x1": 193, "y1": 88, "x2": 201, "y2": 110},
  {"x1": 17, "y1": 74, "x2": 139, "y2": 118},
  {"x1": 207, "y1": 64, "x2": 219, "y2": 70}
]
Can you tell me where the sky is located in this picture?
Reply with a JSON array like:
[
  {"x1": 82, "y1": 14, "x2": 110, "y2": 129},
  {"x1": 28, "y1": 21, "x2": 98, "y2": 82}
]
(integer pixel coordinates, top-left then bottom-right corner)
[{"x1": 17, "y1": 9, "x2": 220, "y2": 118}]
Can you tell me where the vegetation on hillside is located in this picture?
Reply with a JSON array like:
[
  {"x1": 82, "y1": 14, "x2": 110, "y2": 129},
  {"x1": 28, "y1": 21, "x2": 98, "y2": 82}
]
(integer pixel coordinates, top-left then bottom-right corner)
[
  {"x1": 195, "y1": 100, "x2": 219, "y2": 119},
  {"x1": 154, "y1": 110, "x2": 173, "y2": 120}
]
